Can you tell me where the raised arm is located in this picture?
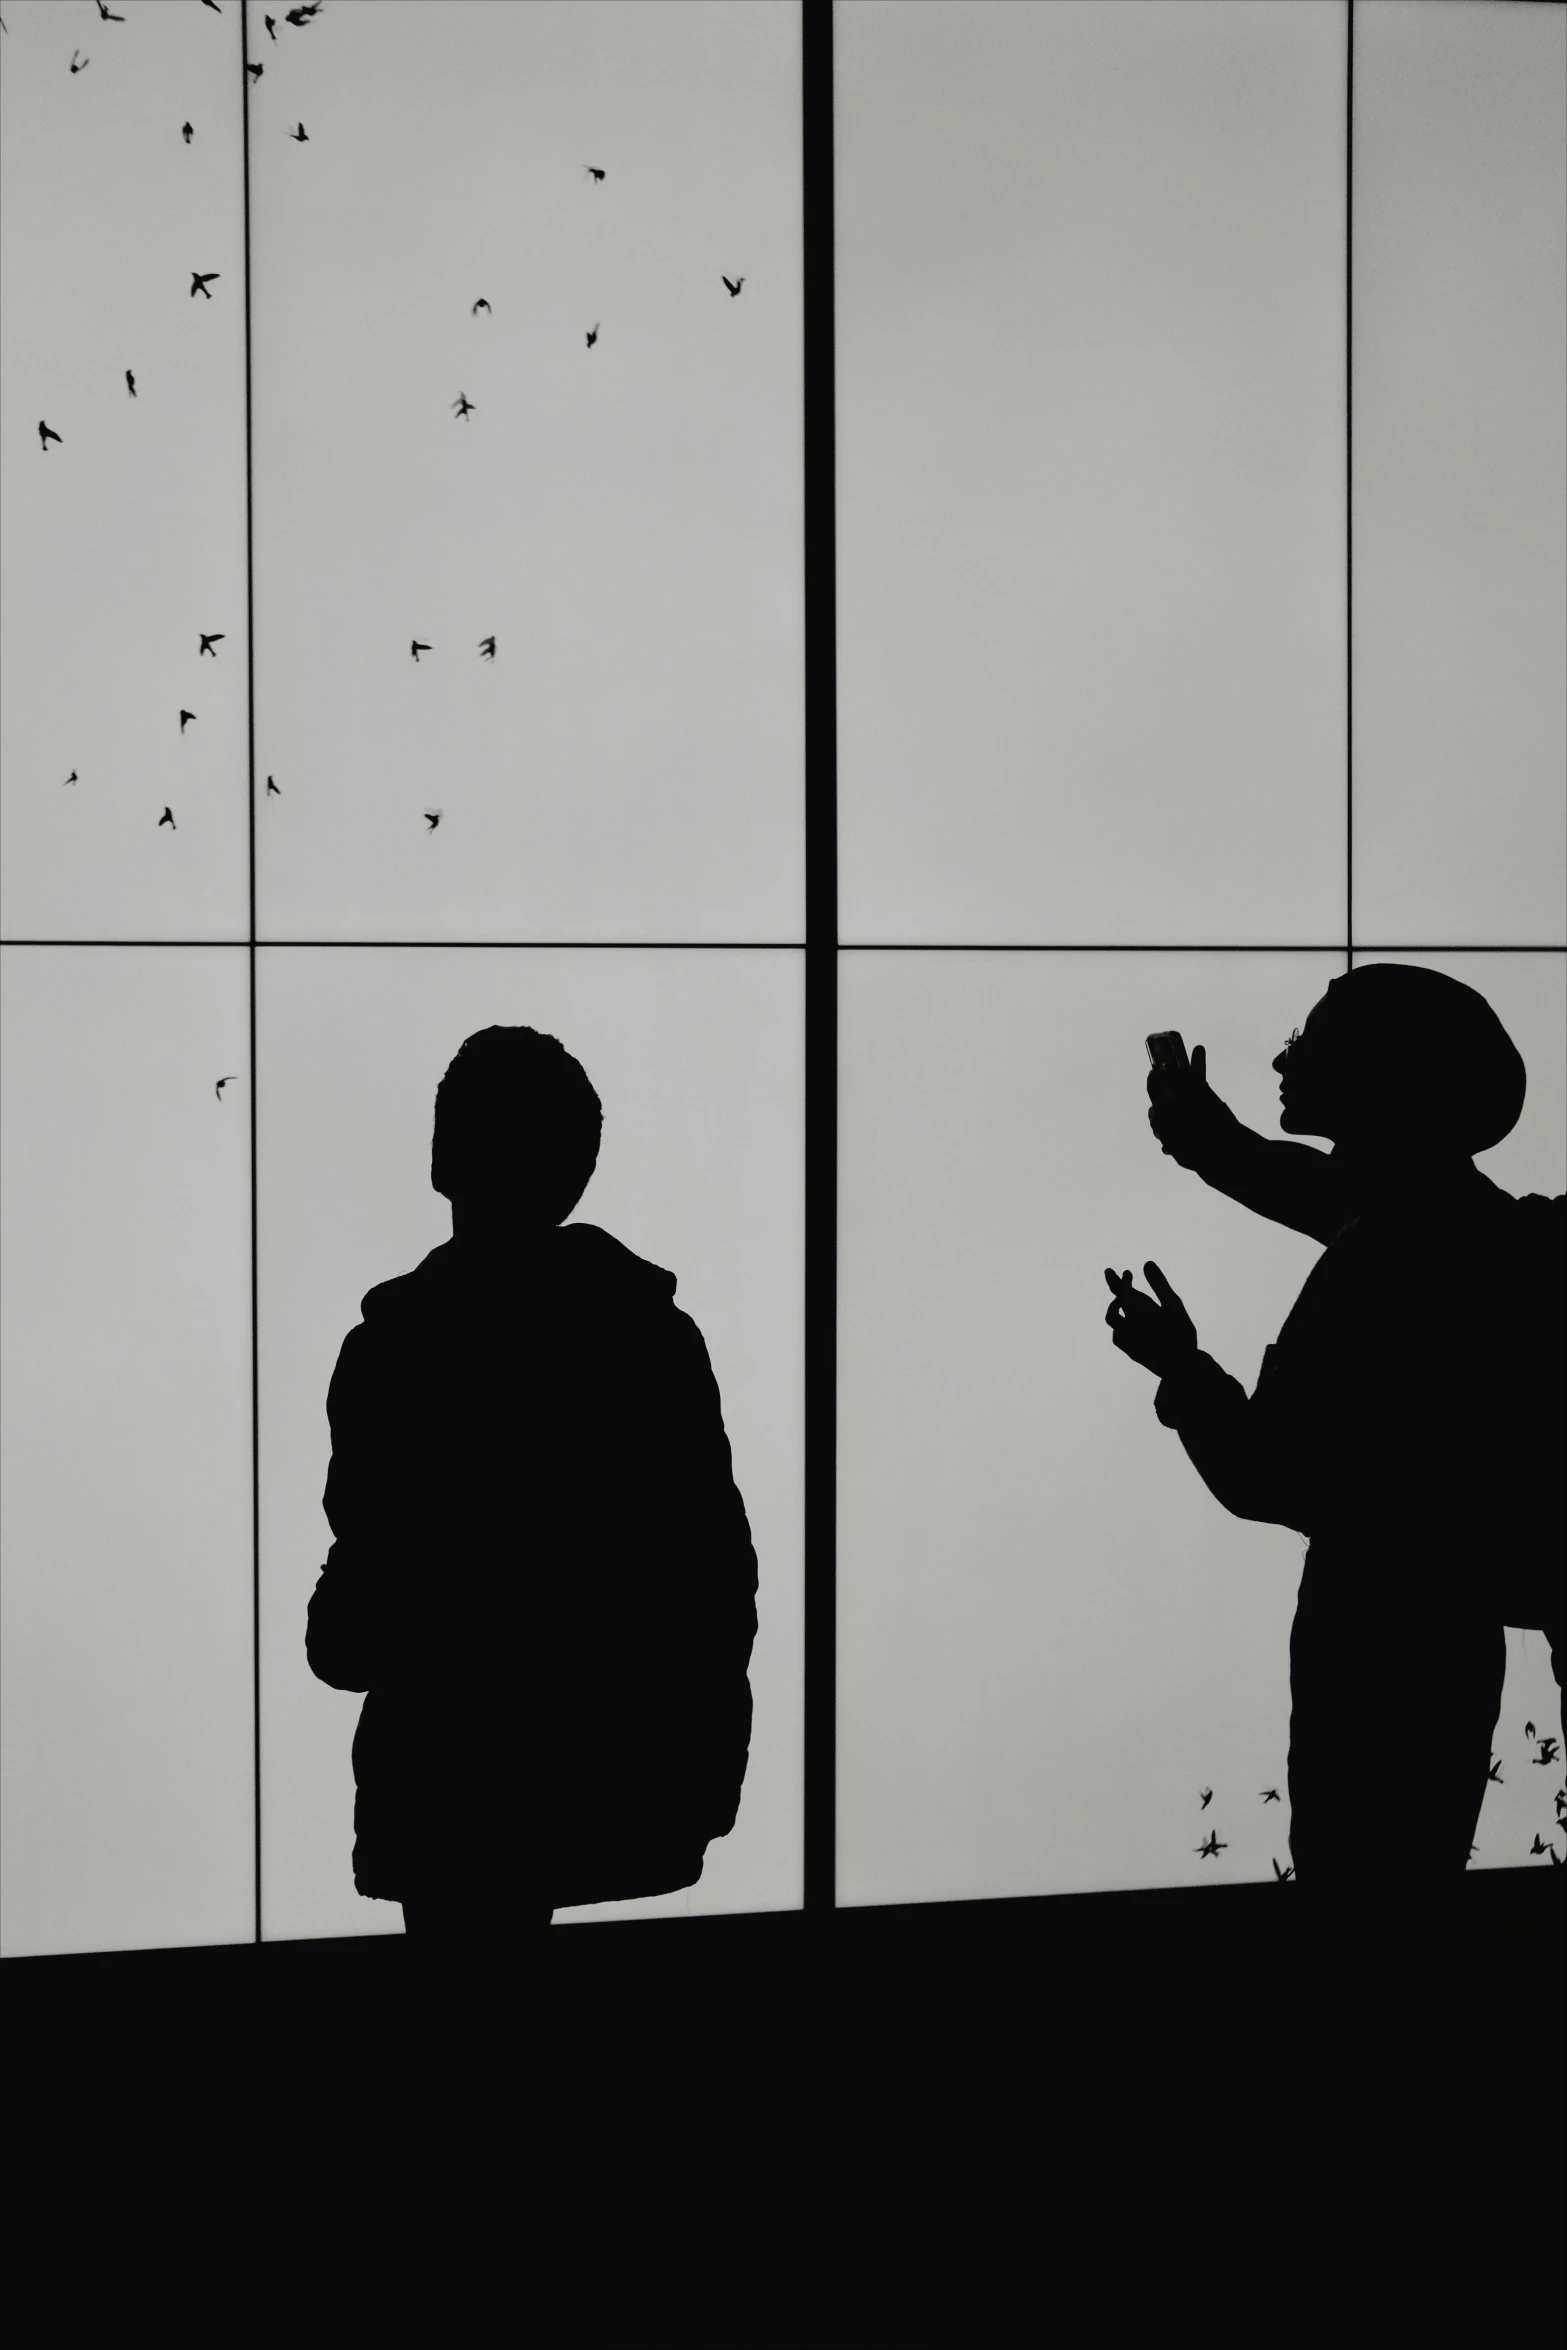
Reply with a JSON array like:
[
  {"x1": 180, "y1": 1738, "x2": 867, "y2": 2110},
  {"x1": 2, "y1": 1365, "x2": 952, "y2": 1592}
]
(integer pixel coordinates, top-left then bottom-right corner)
[{"x1": 1147, "y1": 1044, "x2": 1354, "y2": 1246}]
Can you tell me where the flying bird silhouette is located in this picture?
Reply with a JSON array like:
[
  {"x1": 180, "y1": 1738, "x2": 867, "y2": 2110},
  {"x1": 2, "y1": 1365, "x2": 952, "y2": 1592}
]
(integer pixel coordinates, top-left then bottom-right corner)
[
  {"x1": 1260, "y1": 1789, "x2": 1281, "y2": 1803},
  {"x1": 265, "y1": 14, "x2": 278, "y2": 36},
  {"x1": 285, "y1": 2, "x2": 324, "y2": 25},
  {"x1": 586, "y1": 323, "x2": 599, "y2": 348},
  {"x1": 1271, "y1": 1858, "x2": 1294, "y2": 1881},
  {"x1": 265, "y1": 777, "x2": 281, "y2": 795},
  {"x1": 199, "y1": 633, "x2": 224, "y2": 656},
  {"x1": 1530, "y1": 1834, "x2": 1554, "y2": 1857},
  {"x1": 191, "y1": 272, "x2": 219, "y2": 298},
  {"x1": 410, "y1": 640, "x2": 431, "y2": 661},
  {"x1": 1487, "y1": 1758, "x2": 1504, "y2": 1784},
  {"x1": 472, "y1": 298, "x2": 490, "y2": 316},
  {"x1": 1525, "y1": 1721, "x2": 1537, "y2": 1741},
  {"x1": 215, "y1": 1075, "x2": 239, "y2": 1100},
  {"x1": 289, "y1": 124, "x2": 309, "y2": 143},
  {"x1": 453, "y1": 393, "x2": 474, "y2": 417},
  {"x1": 247, "y1": 63, "x2": 262, "y2": 82},
  {"x1": 1199, "y1": 1788, "x2": 1213, "y2": 1810},
  {"x1": 479, "y1": 636, "x2": 496, "y2": 660},
  {"x1": 183, "y1": 123, "x2": 194, "y2": 144},
  {"x1": 158, "y1": 807, "x2": 175, "y2": 829},
  {"x1": 1555, "y1": 1787, "x2": 1566, "y2": 1818},
  {"x1": 423, "y1": 810, "x2": 442, "y2": 831},
  {"x1": 96, "y1": 1, "x2": 126, "y2": 19},
  {"x1": 1536, "y1": 1738, "x2": 1560, "y2": 1766},
  {"x1": 179, "y1": 710, "x2": 196, "y2": 733},
  {"x1": 1196, "y1": 1832, "x2": 1227, "y2": 1858},
  {"x1": 584, "y1": 165, "x2": 605, "y2": 182},
  {"x1": 721, "y1": 275, "x2": 744, "y2": 297},
  {"x1": 70, "y1": 51, "x2": 89, "y2": 73},
  {"x1": 63, "y1": 771, "x2": 78, "y2": 786},
  {"x1": 39, "y1": 422, "x2": 62, "y2": 452},
  {"x1": 126, "y1": 371, "x2": 137, "y2": 397}
]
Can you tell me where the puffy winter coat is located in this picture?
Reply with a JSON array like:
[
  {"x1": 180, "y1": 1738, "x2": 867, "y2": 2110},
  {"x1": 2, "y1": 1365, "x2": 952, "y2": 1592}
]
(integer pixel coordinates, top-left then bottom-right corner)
[{"x1": 305, "y1": 1222, "x2": 760, "y2": 1909}]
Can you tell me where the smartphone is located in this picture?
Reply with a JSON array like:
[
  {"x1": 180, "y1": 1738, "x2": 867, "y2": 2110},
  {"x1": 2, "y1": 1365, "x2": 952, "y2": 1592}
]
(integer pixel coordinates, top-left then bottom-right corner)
[{"x1": 1145, "y1": 1031, "x2": 1190, "y2": 1078}]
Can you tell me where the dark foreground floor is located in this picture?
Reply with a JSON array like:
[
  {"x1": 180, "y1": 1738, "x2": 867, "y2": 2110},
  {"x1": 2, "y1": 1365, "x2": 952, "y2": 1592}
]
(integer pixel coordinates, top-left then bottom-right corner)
[{"x1": 8, "y1": 1870, "x2": 1563, "y2": 2349}]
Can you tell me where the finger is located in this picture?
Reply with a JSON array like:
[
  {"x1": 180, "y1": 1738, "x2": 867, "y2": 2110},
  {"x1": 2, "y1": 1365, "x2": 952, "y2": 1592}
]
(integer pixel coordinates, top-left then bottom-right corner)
[
  {"x1": 1143, "y1": 1261, "x2": 1169, "y2": 1300},
  {"x1": 1192, "y1": 1044, "x2": 1206, "y2": 1082}
]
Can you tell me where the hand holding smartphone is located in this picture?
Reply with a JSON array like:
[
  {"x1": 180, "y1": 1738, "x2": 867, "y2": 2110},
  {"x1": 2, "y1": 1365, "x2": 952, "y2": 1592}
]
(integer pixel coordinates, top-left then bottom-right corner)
[
  {"x1": 1146, "y1": 1031, "x2": 1191, "y2": 1082},
  {"x1": 1145, "y1": 1029, "x2": 1217, "y2": 1165}
]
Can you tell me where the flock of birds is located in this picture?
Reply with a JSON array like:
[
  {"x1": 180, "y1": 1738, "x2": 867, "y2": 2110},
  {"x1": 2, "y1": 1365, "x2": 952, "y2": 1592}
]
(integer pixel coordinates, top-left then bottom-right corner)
[
  {"x1": 29, "y1": 0, "x2": 750, "y2": 839},
  {"x1": 1195, "y1": 1723, "x2": 1565, "y2": 1878},
  {"x1": 1191, "y1": 1782, "x2": 1294, "y2": 1880},
  {"x1": 1482, "y1": 1726, "x2": 1564, "y2": 1864}
]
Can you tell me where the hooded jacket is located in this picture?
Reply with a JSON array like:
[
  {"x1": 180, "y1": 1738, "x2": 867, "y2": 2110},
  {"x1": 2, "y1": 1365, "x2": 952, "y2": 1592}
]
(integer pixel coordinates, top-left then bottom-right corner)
[{"x1": 305, "y1": 1221, "x2": 760, "y2": 1908}]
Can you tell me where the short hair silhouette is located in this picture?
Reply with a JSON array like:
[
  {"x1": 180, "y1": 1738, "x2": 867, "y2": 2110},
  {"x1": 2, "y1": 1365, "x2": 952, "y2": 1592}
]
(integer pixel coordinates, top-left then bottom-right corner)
[
  {"x1": 430, "y1": 1025, "x2": 603, "y2": 1221},
  {"x1": 1313, "y1": 964, "x2": 1526, "y2": 1157}
]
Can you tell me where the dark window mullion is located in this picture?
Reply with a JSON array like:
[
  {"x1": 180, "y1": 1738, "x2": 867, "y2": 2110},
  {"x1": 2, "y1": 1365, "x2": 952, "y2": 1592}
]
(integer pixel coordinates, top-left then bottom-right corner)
[
  {"x1": 803, "y1": 0, "x2": 838, "y2": 1918},
  {"x1": 1347, "y1": 0, "x2": 1355, "y2": 976}
]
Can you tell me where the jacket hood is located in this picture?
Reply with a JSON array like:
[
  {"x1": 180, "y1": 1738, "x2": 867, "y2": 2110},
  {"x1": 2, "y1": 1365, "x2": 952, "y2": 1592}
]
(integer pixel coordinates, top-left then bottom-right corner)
[{"x1": 357, "y1": 1220, "x2": 678, "y2": 1325}]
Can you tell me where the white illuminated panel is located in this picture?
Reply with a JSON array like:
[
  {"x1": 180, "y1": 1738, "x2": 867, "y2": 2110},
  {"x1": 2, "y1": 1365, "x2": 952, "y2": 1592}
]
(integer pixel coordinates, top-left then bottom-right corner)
[
  {"x1": 836, "y1": 1, "x2": 1346, "y2": 945},
  {"x1": 1353, "y1": 0, "x2": 1567, "y2": 947},
  {"x1": 0, "y1": 949, "x2": 255, "y2": 1957}
]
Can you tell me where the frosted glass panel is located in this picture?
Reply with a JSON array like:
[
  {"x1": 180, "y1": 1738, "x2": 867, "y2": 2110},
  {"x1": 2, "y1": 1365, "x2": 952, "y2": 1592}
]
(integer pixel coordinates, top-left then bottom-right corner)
[
  {"x1": 838, "y1": 951, "x2": 1342, "y2": 1909},
  {"x1": 250, "y1": 0, "x2": 802, "y2": 944},
  {"x1": 1353, "y1": 0, "x2": 1567, "y2": 947},
  {"x1": 0, "y1": 0, "x2": 802, "y2": 947},
  {"x1": 836, "y1": 0, "x2": 1345, "y2": 946},
  {"x1": 0, "y1": 0, "x2": 248, "y2": 941},
  {"x1": 0, "y1": 950, "x2": 255, "y2": 1958},
  {"x1": 261, "y1": 947, "x2": 802, "y2": 1939},
  {"x1": 1355, "y1": 951, "x2": 1566, "y2": 1873}
]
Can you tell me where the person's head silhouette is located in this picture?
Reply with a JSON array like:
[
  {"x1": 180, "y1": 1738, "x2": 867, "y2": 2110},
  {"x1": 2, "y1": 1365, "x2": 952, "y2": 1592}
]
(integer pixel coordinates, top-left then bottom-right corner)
[
  {"x1": 431, "y1": 1025, "x2": 603, "y2": 1247},
  {"x1": 1271, "y1": 964, "x2": 1525, "y2": 1174}
]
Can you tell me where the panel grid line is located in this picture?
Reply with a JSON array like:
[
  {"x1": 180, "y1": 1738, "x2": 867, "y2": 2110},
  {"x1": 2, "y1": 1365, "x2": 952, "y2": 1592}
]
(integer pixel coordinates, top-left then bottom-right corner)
[
  {"x1": 242, "y1": 0, "x2": 262, "y2": 1948},
  {"x1": 803, "y1": 0, "x2": 837, "y2": 1918}
]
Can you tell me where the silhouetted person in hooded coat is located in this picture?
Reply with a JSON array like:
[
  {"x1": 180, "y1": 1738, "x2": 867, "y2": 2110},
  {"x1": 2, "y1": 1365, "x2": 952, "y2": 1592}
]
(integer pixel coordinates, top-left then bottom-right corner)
[
  {"x1": 305, "y1": 1026, "x2": 759, "y2": 1957},
  {"x1": 1108, "y1": 964, "x2": 1564, "y2": 1890}
]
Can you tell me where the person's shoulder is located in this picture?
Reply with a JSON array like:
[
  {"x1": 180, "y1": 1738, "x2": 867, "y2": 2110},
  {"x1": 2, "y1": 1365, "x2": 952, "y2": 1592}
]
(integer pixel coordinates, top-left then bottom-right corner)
[
  {"x1": 356, "y1": 1243, "x2": 454, "y2": 1325},
  {"x1": 556, "y1": 1222, "x2": 681, "y2": 1306},
  {"x1": 1481, "y1": 1179, "x2": 1565, "y2": 1233},
  {"x1": 1509, "y1": 1189, "x2": 1567, "y2": 1260}
]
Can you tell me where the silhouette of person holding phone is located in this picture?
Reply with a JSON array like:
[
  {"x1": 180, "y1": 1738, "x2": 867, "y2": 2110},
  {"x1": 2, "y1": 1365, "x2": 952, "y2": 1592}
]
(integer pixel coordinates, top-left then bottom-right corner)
[
  {"x1": 1105, "y1": 964, "x2": 1564, "y2": 1888},
  {"x1": 305, "y1": 1025, "x2": 760, "y2": 1975}
]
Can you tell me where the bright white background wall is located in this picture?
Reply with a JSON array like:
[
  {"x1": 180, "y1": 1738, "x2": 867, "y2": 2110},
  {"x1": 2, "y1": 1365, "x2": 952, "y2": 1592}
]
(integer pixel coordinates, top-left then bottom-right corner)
[
  {"x1": 834, "y1": 0, "x2": 1565, "y2": 1907},
  {"x1": 835, "y1": 0, "x2": 1348, "y2": 947},
  {"x1": 1353, "y1": 0, "x2": 1567, "y2": 946},
  {"x1": 0, "y1": 0, "x2": 802, "y2": 945},
  {"x1": 0, "y1": 0, "x2": 802, "y2": 1958},
  {"x1": 2, "y1": 1, "x2": 1562, "y2": 1960}
]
